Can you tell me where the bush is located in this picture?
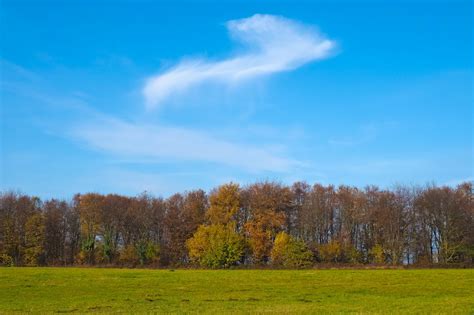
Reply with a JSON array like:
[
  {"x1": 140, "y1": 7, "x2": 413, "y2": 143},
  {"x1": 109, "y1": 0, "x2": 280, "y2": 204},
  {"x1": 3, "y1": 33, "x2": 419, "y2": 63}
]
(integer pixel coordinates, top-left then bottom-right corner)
[
  {"x1": 316, "y1": 241, "x2": 363, "y2": 264},
  {"x1": 119, "y1": 245, "x2": 140, "y2": 266},
  {"x1": 369, "y1": 244, "x2": 385, "y2": 264},
  {"x1": 318, "y1": 240, "x2": 344, "y2": 263},
  {"x1": 187, "y1": 224, "x2": 245, "y2": 268},
  {"x1": 271, "y1": 232, "x2": 313, "y2": 268},
  {"x1": 136, "y1": 240, "x2": 160, "y2": 266},
  {"x1": 80, "y1": 235, "x2": 95, "y2": 265},
  {"x1": 0, "y1": 254, "x2": 14, "y2": 267}
]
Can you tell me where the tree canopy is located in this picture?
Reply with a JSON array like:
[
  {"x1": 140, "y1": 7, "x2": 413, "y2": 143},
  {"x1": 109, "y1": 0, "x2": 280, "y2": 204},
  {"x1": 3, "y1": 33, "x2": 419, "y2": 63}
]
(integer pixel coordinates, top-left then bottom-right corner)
[{"x1": 1, "y1": 181, "x2": 472, "y2": 268}]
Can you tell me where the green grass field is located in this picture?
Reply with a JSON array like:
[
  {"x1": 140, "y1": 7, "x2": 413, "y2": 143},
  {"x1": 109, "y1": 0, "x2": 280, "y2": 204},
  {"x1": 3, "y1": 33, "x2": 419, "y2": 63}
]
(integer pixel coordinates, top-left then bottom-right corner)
[{"x1": 0, "y1": 268, "x2": 473, "y2": 313}]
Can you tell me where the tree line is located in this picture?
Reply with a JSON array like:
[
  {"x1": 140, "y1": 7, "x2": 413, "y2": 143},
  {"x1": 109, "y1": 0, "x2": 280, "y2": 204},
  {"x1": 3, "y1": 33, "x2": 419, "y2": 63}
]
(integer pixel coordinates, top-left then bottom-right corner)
[{"x1": 1, "y1": 181, "x2": 472, "y2": 268}]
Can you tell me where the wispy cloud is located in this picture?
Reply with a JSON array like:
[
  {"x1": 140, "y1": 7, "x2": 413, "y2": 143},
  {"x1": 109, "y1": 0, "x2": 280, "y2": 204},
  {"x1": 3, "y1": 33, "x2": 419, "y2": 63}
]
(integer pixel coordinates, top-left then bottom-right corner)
[
  {"x1": 70, "y1": 116, "x2": 302, "y2": 173},
  {"x1": 0, "y1": 59, "x2": 41, "y2": 82},
  {"x1": 327, "y1": 122, "x2": 389, "y2": 148},
  {"x1": 2, "y1": 59, "x2": 305, "y2": 175},
  {"x1": 143, "y1": 14, "x2": 336, "y2": 109},
  {"x1": 328, "y1": 124, "x2": 378, "y2": 147}
]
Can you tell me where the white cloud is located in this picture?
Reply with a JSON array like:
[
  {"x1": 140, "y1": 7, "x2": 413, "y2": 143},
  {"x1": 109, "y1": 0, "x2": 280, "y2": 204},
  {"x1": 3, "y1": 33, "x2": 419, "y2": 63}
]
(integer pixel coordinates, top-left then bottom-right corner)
[
  {"x1": 70, "y1": 117, "x2": 302, "y2": 173},
  {"x1": 143, "y1": 14, "x2": 336, "y2": 109}
]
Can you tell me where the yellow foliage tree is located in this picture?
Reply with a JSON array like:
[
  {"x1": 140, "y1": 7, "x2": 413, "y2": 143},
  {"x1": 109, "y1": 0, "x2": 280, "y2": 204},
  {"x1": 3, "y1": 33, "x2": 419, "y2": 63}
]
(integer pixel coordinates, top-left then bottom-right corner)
[
  {"x1": 245, "y1": 211, "x2": 286, "y2": 264},
  {"x1": 207, "y1": 183, "x2": 241, "y2": 225},
  {"x1": 187, "y1": 224, "x2": 245, "y2": 268},
  {"x1": 24, "y1": 214, "x2": 45, "y2": 266}
]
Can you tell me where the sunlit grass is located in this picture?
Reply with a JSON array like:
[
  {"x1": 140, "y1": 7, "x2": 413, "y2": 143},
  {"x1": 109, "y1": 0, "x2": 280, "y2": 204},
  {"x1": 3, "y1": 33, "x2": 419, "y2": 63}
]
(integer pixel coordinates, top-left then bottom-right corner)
[{"x1": 0, "y1": 268, "x2": 473, "y2": 313}]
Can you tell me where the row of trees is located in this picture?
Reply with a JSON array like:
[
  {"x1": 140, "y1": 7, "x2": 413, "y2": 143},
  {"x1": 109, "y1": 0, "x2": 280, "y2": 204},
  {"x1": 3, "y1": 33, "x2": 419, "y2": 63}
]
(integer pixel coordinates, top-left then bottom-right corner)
[{"x1": 0, "y1": 181, "x2": 472, "y2": 268}]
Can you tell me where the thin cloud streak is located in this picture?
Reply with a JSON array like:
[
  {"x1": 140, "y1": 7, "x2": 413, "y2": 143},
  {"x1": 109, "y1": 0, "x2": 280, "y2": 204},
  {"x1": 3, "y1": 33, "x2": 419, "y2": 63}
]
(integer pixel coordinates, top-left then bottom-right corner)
[
  {"x1": 70, "y1": 117, "x2": 302, "y2": 173},
  {"x1": 143, "y1": 14, "x2": 336, "y2": 109},
  {"x1": 328, "y1": 124, "x2": 378, "y2": 147},
  {"x1": 1, "y1": 59, "x2": 304, "y2": 175}
]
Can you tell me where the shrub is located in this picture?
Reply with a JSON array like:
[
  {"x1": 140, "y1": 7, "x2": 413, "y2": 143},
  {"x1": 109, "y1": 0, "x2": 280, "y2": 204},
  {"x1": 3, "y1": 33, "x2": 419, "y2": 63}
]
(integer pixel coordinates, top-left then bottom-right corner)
[
  {"x1": 271, "y1": 231, "x2": 313, "y2": 268},
  {"x1": 345, "y1": 245, "x2": 362, "y2": 264},
  {"x1": 369, "y1": 244, "x2": 385, "y2": 264},
  {"x1": 80, "y1": 235, "x2": 95, "y2": 265},
  {"x1": 187, "y1": 224, "x2": 245, "y2": 268},
  {"x1": 318, "y1": 240, "x2": 344, "y2": 263},
  {"x1": 0, "y1": 254, "x2": 14, "y2": 267},
  {"x1": 136, "y1": 240, "x2": 160, "y2": 266},
  {"x1": 119, "y1": 244, "x2": 140, "y2": 266}
]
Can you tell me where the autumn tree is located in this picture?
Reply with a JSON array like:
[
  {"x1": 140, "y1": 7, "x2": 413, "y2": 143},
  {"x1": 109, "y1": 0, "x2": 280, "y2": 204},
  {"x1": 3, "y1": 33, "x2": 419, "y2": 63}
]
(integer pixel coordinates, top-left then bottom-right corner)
[
  {"x1": 207, "y1": 183, "x2": 240, "y2": 225},
  {"x1": 24, "y1": 213, "x2": 45, "y2": 266},
  {"x1": 64, "y1": 204, "x2": 81, "y2": 265},
  {"x1": 243, "y1": 182, "x2": 290, "y2": 264},
  {"x1": 300, "y1": 184, "x2": 337, "y2": 245},
  {"x1": 120, "y1": 194, "x2": 161, "y2": 266},
  {"x1": 1, "y1": 180, "x2": 472, "y2": 268},
  {"x1": 187, "y1": 184, "x2": 244, "y2": 268},
  {"x1": 415, "y1": 183, "x2": 473, "y2": 263},
  {"x1": 366, "y1": 187, "x2": 408, "y2": 265},
  {"x1": 290, "y1": 181, "x2": 310, "y2": 238},
  {"x1": 335, "y1": 186, "x2": 365, "y2": 262},
  {"x1": 0, "y1": 192, "x2": 42, "y2": 266},
  {"x1": 162, "y1": 191, "x2": 207, "y2": 265},
  {"x1": 182, "y1": 190, "x2": 207, "y2": 238},
  {"x1": 99, "y1": 194, "x2": 128, "y2": 264},
  {"x1": 43, "y1": 199, "x2": 68, "y2": 265},
  {"x1": 75, "y1": 193, "x2": 103, "y2": 264}
]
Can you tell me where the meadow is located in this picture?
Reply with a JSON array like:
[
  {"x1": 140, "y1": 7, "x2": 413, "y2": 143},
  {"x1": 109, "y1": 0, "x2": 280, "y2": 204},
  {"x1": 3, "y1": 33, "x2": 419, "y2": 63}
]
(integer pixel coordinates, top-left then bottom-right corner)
[{"x1": 0, "y1": 268, "x2": 473, "y2": 313}]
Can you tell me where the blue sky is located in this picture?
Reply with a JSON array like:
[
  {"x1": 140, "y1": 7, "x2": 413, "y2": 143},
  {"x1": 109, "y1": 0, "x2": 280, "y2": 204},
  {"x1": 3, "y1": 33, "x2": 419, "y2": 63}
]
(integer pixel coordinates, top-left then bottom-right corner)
[{"x1": 1, "y1": 0, "x2": 472, "y2": 198}]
